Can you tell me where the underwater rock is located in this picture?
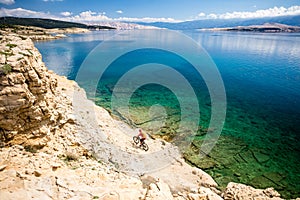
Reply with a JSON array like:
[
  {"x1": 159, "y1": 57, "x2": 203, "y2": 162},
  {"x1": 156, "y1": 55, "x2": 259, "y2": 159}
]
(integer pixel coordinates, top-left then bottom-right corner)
[
  {"x1": 250, "y1": 175, "x2": 283, "y2": 190},
  {"x1": 263, "y1": 172, "x2": 285, "y2": 183},
  {"x1": 253, "y1": 151, "x2": 271, "y2": 163}
]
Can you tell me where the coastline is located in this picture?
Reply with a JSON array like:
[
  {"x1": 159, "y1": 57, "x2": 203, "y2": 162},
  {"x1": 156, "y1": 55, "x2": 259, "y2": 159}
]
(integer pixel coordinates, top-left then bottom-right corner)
[
  {"x1": 199, "y1": 23, "x2": 300, "y2": 33},
  {"x1": 0, "y1": 32, "x2": 293, "y2": 199},
  {"x1": 0, "y1": 25, "x2": 90, "y2": 41}
]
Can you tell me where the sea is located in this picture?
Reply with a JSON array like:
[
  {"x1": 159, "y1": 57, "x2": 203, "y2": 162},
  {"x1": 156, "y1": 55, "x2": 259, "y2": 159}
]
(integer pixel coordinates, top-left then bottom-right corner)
[{"x1": 35, "y1": 30, "x2": 300, "y2": 198}]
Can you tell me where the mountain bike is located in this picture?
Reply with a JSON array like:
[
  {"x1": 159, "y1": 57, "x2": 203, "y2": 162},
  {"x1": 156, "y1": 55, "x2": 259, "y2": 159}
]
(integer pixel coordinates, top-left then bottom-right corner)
[{"x1": 133, "y1": 136, "x2": 149, "y2": 151}]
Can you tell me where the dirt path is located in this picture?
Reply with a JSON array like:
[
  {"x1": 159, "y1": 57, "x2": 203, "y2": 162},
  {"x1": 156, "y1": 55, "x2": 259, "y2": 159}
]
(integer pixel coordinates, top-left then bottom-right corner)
[{"x1": 56, "y1": 75, "x2": 218, "y2": 192}]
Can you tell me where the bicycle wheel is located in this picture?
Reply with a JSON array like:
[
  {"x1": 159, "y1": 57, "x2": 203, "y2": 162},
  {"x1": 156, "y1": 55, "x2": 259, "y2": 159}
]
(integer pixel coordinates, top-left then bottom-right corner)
[
  {"x1": 133, "y1": 136, "x2": 139, "y2": 144},
  {"x1": 142, "y1": 143, "x2": 149, "y2": 151}
]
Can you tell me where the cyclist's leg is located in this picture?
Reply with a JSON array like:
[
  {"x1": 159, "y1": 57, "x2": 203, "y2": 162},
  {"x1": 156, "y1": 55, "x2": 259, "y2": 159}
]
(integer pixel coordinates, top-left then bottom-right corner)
[{"x1": 140, "y1": 138, "x2": 145, "y2": 145}]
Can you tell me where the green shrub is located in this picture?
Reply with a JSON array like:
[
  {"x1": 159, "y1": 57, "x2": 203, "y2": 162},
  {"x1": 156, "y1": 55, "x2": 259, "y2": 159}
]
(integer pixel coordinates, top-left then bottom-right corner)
[
  {"x1": 26, "y1": 49, "x2": 33, "y2": 55},
  {"x1": 64, "y1": 152, "x2": 78, "y2": 162},
  {"x1": 0, "y1": 64, "x2": 12, "y2": 75},
  {"x1": 24, "y1": 145, "x2": 37, "y2": 153},
  {"x1": 18, "y1": 51, "x2": 30, "y2": 57},
  {"x1": 0, "y1": 51, "x2": 14, "y2": 56},
  {"x1": 6, "y1": 43, "x2": 17, "y2": 49}
]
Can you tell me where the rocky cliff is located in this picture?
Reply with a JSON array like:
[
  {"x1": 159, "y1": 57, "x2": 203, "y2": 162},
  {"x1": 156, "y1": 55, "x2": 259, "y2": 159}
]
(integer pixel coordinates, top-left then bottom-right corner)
[
  {"x1": 0, "y1": 34, "x2": 289, "y2": 200},
  {"x1": 0, "y1": 34, "x2": 69, "y2": 148}
]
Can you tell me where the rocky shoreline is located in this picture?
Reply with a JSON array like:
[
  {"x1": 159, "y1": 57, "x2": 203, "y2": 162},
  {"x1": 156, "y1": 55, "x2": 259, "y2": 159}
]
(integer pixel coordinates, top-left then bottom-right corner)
[
  {"x1": 0, "y1": 25, "x2": 89, "y2": 41},
  {"x1": 0, "y1": 33, "x2": 295, "y2": 199}
]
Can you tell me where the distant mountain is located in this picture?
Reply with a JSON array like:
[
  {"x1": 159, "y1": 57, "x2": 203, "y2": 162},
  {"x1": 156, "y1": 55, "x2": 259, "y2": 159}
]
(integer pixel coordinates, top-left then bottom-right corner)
[
  {"x1": 2, "y1": 15, "x2": 299, "y2": 31},
  {"x1": 0, "y1": 16, "x2": 115, "y2": 30},
  {"x1": 94, "y1": 21, "x2": 160, "y2": 30},
  {"x1": 136, "y1": 15, "x2": 300, "y2": 30}
]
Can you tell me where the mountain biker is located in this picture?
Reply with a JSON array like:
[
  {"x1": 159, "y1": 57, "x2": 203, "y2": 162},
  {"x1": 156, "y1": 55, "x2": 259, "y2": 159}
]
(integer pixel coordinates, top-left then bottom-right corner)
[{"x1": 137, "y1": 129, "x2": 147, "y2": 146}]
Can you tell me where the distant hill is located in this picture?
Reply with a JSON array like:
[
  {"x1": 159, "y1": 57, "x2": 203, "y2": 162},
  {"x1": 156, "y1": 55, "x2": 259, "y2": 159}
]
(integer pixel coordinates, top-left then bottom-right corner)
[
  {"x1": 207, "y1": 23, "x2": 300, "y2": 33},
  {"x1": 137, "y1": 15, "x2": 300, "y2": 30},
  {"x1": 0, "y1": 16, "x2": 115, "y2": 30}
]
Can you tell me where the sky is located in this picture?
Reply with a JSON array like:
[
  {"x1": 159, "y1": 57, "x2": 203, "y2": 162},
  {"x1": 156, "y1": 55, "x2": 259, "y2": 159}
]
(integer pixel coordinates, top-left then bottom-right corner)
[{"x1": 0, "y1": 0, "x2": 300, "y2": 23}]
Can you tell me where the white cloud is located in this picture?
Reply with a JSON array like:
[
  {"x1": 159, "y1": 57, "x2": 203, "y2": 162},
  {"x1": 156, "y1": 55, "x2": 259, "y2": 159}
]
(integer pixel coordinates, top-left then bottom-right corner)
[
  {"x1": 79, "y1": 11, "x2": 96, "y2": 18},
  {"x1": 1, "y1": 5, "x2": 299, "y2": 24},
  {"x1": 64, "y1": 10, "x2": 110, "y2": 23},
  {"x1": 60, "y1": 11, "x2": 72, "y2": 17},
  {"x1": 0, "y1": 0, "x2": 14, "y2": 5},
  {"x1": 117, "y1": 17, "x2": 181, "y2": 23},
  {"x1": 207, "y1": 13, "x2": 218, "y2": 19},
  {"x1": 198, "y1": 5, "x2": 300, "y2": 20},
  {"x1": 116, "y1": 10, "x2": 123, "y2": 14},
  {"x1": 62, "y1": 10, "x2": 181, "y2": 23},
  {"x1": 198, "y1": 12, "x2": 206, "y2": 17},
  {"x1": 0, "y1": 7, "x2": 56, "y2": 18},
  {"x1": 43, "y1": 0, "x2": 63, "y2": 2}
]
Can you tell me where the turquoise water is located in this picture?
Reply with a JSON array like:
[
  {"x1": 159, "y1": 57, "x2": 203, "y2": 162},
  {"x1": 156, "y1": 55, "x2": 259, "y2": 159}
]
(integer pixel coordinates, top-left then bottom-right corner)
[{"x1": 35, "y1": 30, "x2": 300, "y2": 198}]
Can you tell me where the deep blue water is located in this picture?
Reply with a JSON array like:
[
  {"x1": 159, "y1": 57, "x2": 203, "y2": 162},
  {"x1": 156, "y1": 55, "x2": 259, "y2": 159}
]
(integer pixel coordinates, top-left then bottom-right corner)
[
  {"x1": 187, "y1": 31, "x2": 300, "y2": 134},
  {"x1": 35, "y1": 30, "x2": 300, "y2": 198}
]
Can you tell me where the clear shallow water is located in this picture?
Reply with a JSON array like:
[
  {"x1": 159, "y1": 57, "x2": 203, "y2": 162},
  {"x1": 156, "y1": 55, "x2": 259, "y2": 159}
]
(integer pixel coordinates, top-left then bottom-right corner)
[{"x1": 35, "y1": 30, "x2": 300, "y2": 198}]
